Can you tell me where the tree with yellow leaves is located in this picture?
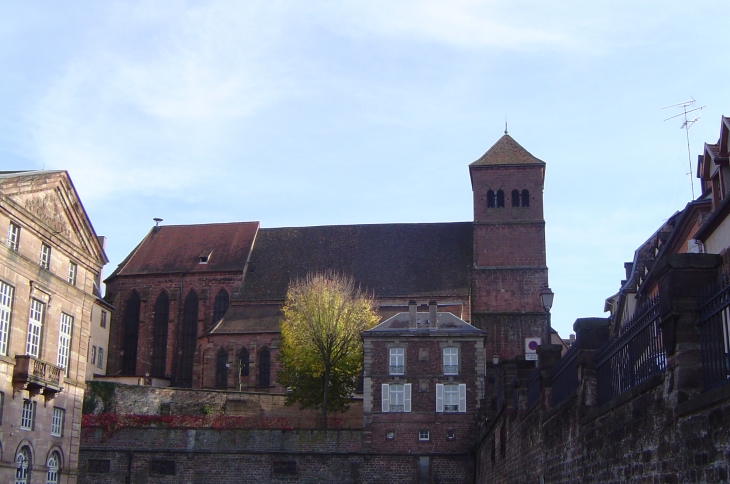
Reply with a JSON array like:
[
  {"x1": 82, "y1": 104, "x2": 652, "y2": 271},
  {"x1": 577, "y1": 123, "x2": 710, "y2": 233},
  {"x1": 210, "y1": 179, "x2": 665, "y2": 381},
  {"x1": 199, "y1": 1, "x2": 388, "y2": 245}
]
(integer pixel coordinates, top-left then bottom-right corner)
[{"x1": 277, "y1": 272, "x2": 379, "y2": 427}]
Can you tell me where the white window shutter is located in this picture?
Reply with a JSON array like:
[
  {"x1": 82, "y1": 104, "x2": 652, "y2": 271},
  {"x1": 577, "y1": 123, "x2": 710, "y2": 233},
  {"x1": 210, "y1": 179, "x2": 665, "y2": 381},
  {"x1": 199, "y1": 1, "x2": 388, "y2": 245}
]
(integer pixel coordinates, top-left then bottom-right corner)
[
  {"x1": 435, "y1": 383, "x2": 444, "y2": 412},
  {"x1": 381, "y1": 384, "x2": 390, "y2": 412},
  {"x1": 404, "y1": 384, "x2": 412, "y2": 413},
  {"x1": 458, "y1": 383, "x2": 467, "y2": 412}
]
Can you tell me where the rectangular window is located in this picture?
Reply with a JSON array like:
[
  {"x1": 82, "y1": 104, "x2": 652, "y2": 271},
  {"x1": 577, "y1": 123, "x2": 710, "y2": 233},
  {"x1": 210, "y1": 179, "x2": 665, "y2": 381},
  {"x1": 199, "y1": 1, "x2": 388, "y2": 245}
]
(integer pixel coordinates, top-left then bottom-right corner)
[
  {"x1": 0, "y1": 281, "x2": 13, "y2": 356},
  {"x1": 100, "y1": 311, "x2": 107, "y2": 329},
  {"x1": 381, "y1": 383, "x2": 411, "y2": 413},
  {"x1": 444, "y1": 384, "x2": 459, "y2": 412},
  {"x1": 57, "y1": 313, "x2": 72, "y2": 370},
  {"x1": 26, "y1": 299, "x2": 44, "y2": 358},
  {"x1": 51, "y1": 407, "x2": 64, "y2": 436},
  {"x1": 67, "y1": 262, "x2": 77, "y2": 285},
  {"x1": 97, "y1": 347, "x2": 104, "y2": 369},
  {"x1": 90, "y1": 346, "x2": 96, "y2": 365},
  {"x1": 7, "y1": 222, "x2": 20, "y2": 251},
  {"x1": 436, "y1": 383, "x2": 467, "y2": 413},
  {"x1": 443, "y1": 347, "x2": 459, "y2": 375},
  {"x1": 20, "y1": 399, "x2": 34, "y2": 430},
  {"x1": 39, "y1": 243, "x2": 51, "y2": 270},
  {"x1": 419, "y1": 430, "x2": 430, "y2": 441},
  {"x1": 389, "y1": 347, "x2": 404, "y2": 375}
]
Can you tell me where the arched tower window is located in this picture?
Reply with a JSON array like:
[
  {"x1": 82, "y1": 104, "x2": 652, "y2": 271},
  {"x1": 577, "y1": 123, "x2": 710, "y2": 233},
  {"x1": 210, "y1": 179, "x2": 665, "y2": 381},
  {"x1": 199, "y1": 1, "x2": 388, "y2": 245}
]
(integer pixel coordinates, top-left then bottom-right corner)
[
  {"x1": 521, "y1": 189, "x2": 530, "y2": 207},
  {"x1": 486, "y1": 190, "x2": 495, "y2": 208},
  {"x1": 239, "y1": 347, "x2": 249, "y2": 378},
  {"x1": 496, "y1": 189, "x2": 505, "y2": 208},
  {"x1": 212, "y1": 289, "x2": 229, "y2": 327},
  {"x1": 46, "y1": 451, "x2": 61, "y2": 484},
  {"x1": 215, "y1": 348, "x2": 228, "y2": 389},
  {"x1": 151, "y1": 292, "x2": 169, "y2": 378},
  {"x1": 15, "y1": 446, "x2": 31, "y2": 484},
  {"x1": 258, "y1": 347, "x2": 270, "y2": 387},
  {"x1": 511, "y1": 190, "x2": 520, "y2": 207},
  {"x1": 177, "y1": 290, "x2": 198, "y2": 387},
  {"x1": 122, "y1": 291, "x2": 141, "y2": 375}
]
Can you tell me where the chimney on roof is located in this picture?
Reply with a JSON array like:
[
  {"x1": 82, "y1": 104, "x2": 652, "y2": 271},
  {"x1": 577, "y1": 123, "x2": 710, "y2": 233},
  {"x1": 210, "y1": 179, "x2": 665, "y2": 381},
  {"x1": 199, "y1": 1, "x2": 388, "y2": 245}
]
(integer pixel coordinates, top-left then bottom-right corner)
[
  {"x1": 428, "y1": 300, "x2": 438, "y2": 331},
  {"x1": 408, "y1": 300, "x2": 417, "y2": 331}
]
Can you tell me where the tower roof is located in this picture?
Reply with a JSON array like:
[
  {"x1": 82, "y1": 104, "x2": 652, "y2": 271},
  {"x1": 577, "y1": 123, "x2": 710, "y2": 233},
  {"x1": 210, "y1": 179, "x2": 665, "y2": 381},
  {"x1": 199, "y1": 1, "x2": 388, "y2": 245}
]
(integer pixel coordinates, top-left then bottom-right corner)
[{"x1": 470, "y1": 134, "x2": 545, "y2": 167}]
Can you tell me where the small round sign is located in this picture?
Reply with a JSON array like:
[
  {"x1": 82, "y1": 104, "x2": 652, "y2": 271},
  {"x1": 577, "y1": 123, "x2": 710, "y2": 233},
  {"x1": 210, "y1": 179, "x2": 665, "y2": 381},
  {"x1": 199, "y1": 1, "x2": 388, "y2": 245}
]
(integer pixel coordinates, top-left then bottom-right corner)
[{"x1": 528, "y1": 340, "x2": 539, "y2": 351}]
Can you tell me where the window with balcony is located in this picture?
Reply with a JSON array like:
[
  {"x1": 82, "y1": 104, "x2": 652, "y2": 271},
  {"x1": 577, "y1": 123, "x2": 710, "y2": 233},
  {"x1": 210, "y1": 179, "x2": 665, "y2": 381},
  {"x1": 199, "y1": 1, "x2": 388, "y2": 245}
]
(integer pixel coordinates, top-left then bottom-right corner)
[
  {"x1": 67, "y1": 262, "x2": 77, "y2": 285},
  {"x1": 20, "y1": 399, "x2": 35, "y2": 430},
  {"x1": 51, "y1": 407, "x2": 64, "y2": 436},
  {"x1": 435, "y1": 383, "x2": 466, "y2": 413},
  {"x1": 26, "y1": 299, "x2": 44, "y2": 358},
  {"x1": 56, "y1": 313, "x2": 72, "y2": 370},
  {"x1": 39, "y1": 243, "x2": 51, "y2": 270},
  {"x1": 0, "y1": 281, "x2": 13, "y2": 356},
  {"x1": 7, "y1": 222, "x2": 20, "y2": 251},
  {"x1": 389, "y1": 347, "x2": 404, "y2": 375},
  {"x1": 381, "y1": 383, "x2": 411, "y2": 413},
  {"x1": 443, "y1": 347, "x2": 458, "y2": 375}
]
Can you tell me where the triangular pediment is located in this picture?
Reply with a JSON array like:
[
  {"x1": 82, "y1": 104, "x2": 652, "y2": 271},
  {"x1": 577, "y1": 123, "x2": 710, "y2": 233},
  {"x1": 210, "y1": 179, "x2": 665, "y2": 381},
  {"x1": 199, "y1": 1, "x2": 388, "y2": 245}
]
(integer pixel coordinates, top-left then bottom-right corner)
[
  {"x1": 470, "y1": 134, "x2": 545, "y2": 167},
  {"x1": 0, "y1": 170, "x2": 107, "y2": 265}
]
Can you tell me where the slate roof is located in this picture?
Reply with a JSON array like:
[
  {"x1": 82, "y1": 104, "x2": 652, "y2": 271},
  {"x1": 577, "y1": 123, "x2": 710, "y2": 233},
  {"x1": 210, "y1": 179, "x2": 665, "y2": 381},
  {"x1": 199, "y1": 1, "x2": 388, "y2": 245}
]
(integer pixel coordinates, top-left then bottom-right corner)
[
  {"x1": 470, "y1": 134, "x2": 545, "y2": 166},
  {"x1": 364, "y1": 311, "x2": 485, "y2": 335},
  {"x1": 108, "y1": 222, "x2": 259, "y2": 278},
  {"x1": 236, "y1": 222, "x2": 473, "y2": 302},
  {"x1": 206, "y1": 304, "x2": 282, "y2": 335}
]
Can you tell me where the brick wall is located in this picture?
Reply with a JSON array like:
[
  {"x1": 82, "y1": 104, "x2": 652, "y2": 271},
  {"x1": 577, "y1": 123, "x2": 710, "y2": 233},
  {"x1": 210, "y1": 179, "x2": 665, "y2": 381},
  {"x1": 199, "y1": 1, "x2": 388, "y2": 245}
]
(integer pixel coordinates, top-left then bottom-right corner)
[{"x1": 79, "y1": 427, "x2": 472, "y2": 483}]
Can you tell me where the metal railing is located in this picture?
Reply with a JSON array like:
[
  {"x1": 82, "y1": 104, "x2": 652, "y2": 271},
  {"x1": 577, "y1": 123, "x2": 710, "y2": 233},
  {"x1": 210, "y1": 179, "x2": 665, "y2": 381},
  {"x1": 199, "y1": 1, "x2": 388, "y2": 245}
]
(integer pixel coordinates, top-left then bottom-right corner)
[
  {"x1": 698, "y1": 275, "x2": 730, "y2": 390},
  {"x1": 595, "y1": 295, "x2": 665, "y2": 406},
  {"x1": 443, "y1": 365, "x2": 459, "y2": 375},
  {"x1": 526, "y1": 366, "x2": 541, "y2": 409},
  {"x1": 389, "y1": 365, "x2": 404, "y2": 375},
  {"x1": 550, "y1": 344, "x2": 579, "y2": 407}
]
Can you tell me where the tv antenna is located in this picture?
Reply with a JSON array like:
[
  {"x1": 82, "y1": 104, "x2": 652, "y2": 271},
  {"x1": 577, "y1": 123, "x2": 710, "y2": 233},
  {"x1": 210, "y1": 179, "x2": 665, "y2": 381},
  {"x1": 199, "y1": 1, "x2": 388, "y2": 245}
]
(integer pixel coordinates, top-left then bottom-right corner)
[{"x1": 662, "y1": 98, "x2": 706, "y2": 199}]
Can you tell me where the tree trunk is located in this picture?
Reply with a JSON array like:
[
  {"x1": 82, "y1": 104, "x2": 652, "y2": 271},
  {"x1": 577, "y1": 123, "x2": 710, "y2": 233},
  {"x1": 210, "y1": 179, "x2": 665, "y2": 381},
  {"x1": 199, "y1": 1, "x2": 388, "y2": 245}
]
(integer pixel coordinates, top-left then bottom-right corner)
[{"x1": 322, "y1": 365, "x2": 330, "y2": 429}]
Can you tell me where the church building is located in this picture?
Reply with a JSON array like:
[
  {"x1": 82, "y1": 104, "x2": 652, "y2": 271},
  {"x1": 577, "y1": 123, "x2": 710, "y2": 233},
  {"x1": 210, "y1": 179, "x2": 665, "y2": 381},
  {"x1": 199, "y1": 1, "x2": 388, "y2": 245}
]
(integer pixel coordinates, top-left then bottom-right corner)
[{"x1": 103, "y1": 134, "x2": 550, "y2": 395}]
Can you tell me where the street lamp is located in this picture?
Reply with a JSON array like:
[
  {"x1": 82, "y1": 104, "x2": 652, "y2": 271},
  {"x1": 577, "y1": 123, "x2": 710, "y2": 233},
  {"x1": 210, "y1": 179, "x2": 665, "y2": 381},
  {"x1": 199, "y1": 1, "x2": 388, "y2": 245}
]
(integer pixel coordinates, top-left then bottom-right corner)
[{"x1": 540, "y1": 287, "x2": 554, "y2": 345}]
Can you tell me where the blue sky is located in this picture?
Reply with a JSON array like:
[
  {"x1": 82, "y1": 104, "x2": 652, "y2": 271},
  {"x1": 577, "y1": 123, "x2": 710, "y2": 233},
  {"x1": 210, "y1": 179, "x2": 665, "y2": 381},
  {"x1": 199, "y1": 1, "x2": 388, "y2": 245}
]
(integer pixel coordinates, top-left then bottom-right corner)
[{"x1": 1, "y1": 1, "x2": 727, "y2": 338}]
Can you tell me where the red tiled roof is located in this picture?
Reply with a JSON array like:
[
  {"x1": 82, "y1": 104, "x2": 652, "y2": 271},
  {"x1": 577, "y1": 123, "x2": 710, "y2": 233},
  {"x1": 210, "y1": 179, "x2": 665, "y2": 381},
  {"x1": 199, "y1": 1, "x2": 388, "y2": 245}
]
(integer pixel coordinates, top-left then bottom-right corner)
[
  {"x1": 470, "y1": 134, "x2": 545, "y2": 166},
  {"x1": 109, "y1": 222, "x2": 259, "y2": 277}
]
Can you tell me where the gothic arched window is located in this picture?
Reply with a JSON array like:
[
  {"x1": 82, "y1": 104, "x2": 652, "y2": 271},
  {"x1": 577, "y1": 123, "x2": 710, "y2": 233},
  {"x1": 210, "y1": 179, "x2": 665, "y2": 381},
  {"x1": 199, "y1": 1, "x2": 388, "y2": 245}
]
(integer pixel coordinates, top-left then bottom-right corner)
[
  {"x1": 486, "y1": 190, "x2": 495, "y2": 208},
  {"x1": 215, "y1": 347, "x2": 228, "y2": 389},
  {"x1": 212, "y1": 289, "x2": 229, "y2": 327},
  {"x1": 258, "y1": 347, "x2": 270, "y2": 387},
  {"x1": 15, "y1": 446, "x2": 31, "y2": 484},
  {"x1": 239, "y1": 347, "x2": 249, "y2": 378},
  {"x1": 151, "y1": 291, "x2": 169, "y2": 378},
  {"x1": 122, "y1": 291, "x2": 141, "y2": 375},
  {"x1": 496, "y1": 190, "x2": 505, "y2": 208},
  {"x1": 177, "y1": 290, "x2": 198, "y2": 387},
  {"x1": 521, "y1": 189, "x2": 530, "y2": 207},
  {"x1": 511, "y1": 189, "x2": 520, "y2": 207},
  {"x1": 46, "y1": 451, "x2": 61, "y2": 484}
]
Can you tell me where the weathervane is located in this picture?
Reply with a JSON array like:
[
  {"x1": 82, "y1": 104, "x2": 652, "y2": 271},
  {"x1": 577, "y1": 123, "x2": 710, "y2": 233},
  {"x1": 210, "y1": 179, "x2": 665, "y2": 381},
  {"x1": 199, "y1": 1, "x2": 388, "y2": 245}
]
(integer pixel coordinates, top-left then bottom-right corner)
[{"x1": 662, "y1": 98, "x2": 706, "y2": 199}]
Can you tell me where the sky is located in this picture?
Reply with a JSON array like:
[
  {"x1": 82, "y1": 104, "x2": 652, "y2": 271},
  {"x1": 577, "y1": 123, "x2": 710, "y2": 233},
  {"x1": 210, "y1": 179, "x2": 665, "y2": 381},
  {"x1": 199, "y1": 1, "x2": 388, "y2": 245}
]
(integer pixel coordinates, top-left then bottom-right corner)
[{"x1": 1, "y1": 1, "x2": 728, "y2": 339}]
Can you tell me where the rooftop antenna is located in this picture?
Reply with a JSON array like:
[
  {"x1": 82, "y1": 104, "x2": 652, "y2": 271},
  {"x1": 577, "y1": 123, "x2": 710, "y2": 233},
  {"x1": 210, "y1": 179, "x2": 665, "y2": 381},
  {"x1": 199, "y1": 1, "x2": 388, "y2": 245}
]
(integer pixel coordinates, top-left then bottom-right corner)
[
  {"x1": 662, "y1": 98, "x2": 706, "y2": 199},
  {"x1": 153, "y1": 218, "x2": 163, "y2": 227}
]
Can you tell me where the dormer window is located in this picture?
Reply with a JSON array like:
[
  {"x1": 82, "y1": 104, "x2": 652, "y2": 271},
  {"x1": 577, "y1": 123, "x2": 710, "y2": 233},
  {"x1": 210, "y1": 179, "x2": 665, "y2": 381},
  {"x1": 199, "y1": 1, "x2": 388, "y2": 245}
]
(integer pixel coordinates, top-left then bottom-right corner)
[{"x1": 199, "y1": 250, "x2": 212, "y2": 264}]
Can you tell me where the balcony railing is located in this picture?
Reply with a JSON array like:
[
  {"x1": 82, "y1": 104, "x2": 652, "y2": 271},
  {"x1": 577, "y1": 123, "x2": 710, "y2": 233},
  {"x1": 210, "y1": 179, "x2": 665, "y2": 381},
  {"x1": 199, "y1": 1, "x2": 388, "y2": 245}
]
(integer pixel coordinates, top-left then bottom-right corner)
[
  {"x1": 13, "y1": 355, "x2": 64, "y2": 397},
  {"x1": 389, "y1": 404, "x2": 404, "y2": 412},
  {"x1": 550, "y1": 344, "x2": 579, "y2": 407},
  {"x1": 698, "y1": 275, "x2": 730, "y2": 390},
  {"x1": 595, "y1": 295, "x2": 665, "y2": 406},
  {"x1": 389, "y1": 365, "x2": 404, "y2": 375},
  {"x1": 443, "y1": 365, "x2": 459, "y2": 375}
]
